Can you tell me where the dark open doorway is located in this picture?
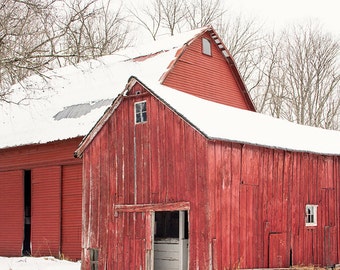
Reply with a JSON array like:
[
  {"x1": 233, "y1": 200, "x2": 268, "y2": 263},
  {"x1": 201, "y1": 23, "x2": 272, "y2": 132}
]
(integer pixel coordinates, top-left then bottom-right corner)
[
  {"x1": 154, "y1": 211, "x2": 189, "y2": 270},
  {"x1": 23, "y1": 170, "x2": 31, "y2": 256}
]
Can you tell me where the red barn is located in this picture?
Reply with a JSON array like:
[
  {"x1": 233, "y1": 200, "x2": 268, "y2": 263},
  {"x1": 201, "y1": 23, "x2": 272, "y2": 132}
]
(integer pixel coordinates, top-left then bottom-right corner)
[
  {"x1": 1, "y1": 26, "x2": 246, "y2": 260},
  {"x1": 75, "y1": 26, "x2": 340, "y2": 269}
]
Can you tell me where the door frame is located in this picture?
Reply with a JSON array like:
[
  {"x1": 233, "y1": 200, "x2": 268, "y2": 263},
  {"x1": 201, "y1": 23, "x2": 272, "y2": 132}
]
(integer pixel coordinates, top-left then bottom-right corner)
[{"x1": 114, "y1": 202, "x2": 190, "y2": 270}]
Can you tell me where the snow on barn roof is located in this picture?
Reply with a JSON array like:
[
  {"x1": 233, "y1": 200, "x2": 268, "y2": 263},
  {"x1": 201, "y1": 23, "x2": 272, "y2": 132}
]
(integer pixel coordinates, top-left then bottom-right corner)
[
  {"x1": 0, "y1": 27, "x2": 206, "y2": 149},
  {"x1": 1, "y1": 26, "x2": 339, "y2": 155},
  {"x1": 141, "y1": 80, "x2": 340, "y2": 156}
]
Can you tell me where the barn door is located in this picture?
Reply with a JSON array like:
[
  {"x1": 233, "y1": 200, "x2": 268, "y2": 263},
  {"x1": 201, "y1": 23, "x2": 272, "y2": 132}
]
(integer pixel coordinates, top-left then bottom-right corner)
[
  {"x1": 268, "y1": 232, "x2": 288, "y2": 268},
  {"x1": 0, "y1": 170, "x2": 24, "y2": 256},
  {"x1": 31, "y1": 166, "x2": 61, "y2": 257},
  {"x1": 153, "y1": 211, "x2": 188, "y2": 270},
  {"x1": 61, "y1": 164, "x2": 82, "y2": 260}
]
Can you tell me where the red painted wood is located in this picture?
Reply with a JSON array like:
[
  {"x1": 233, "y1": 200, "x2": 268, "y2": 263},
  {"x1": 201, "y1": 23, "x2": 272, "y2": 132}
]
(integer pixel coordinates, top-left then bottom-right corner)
[
  {"x1": 162, "y1": 32, "x2": 254, "y2": 111},
  {"x1": 80, "y1": 83, "x2": 340, "y2": 269},
  {"x1": 0, "y1": 138, "x2": 83, "y2": 259},
  {"x1": 31, "y1": 166, "x2": 61, "y2": 257},
  {"x1": 0, "y1": 137, "x2": 82, "y2": 170},
  {"x1": 0, "y1": 170, "x2": 24, "y2": 256},
  {"x1": 61, "y1": 164, "x2": 82, "y2": 260}
]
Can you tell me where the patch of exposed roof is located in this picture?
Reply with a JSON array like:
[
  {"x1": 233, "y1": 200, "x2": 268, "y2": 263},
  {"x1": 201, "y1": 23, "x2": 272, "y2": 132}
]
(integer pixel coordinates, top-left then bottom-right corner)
[{"x1": 53, "y1": 99, "x2": 113, "y2": 120}]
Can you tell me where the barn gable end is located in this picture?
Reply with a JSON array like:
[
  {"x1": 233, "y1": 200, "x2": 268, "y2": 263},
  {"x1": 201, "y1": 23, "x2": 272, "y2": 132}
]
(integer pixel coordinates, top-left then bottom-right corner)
[{"x1": 162, "y1": 29, "x2": 255, "y2": 111}]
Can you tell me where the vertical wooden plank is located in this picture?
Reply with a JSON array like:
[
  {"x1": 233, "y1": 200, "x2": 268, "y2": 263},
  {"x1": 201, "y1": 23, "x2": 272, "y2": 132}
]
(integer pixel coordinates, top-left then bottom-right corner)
[
  {"x1": 176, "y1": 119, "x2": 187, "y2": 202},
  {"x1": 99, "y1": 125, "x2": 109, "y2": 267},
  {"x1": 239, "y1": 183, "x2": 247, "y2": 268},
  {"x1": 196, "y1": 135, "x2": 209, "y2": 269},
  {"x1": 261, "y1": 148, "x2": 270, "y2": 268},
  {"x1": 283, "y1": 151, "x2": 292, "y2": 267},
  {"x1": 82, "y1": 151, "x2": 91, "y2": 270},
  {"x1": 150, "y1": 99, "x2": 160, "y2": 203},
  {"x1": 218, "y1": 142, "x2": 227, "y2": 268},
  {"x1": 164, "y1": 108, "x2": 175, "y2": 202},
  {"x1": 89, "y1": 135, "x2": 100, "y2": 249},
  {"x1": 158, "y1": 102, "x2": 167, "y2": 203},
  {"x1": 230, "y1": 143, "x2": 241, "y2": 268},
  {"x1": 207, "y1": 142, "x2": 217, "y2": 265}
]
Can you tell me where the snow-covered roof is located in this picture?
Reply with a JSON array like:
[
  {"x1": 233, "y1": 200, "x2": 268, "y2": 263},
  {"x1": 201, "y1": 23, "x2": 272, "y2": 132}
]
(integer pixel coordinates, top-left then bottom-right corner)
[
  {"x1": 0, "y1": 27, "x2": 206, "y2": 149},
  {"x1": 1, "y1": 26, "x2": 339, "y2": 155},
  {"x1": 144, "y1": 81, "x2": 340, "y2": 155}
]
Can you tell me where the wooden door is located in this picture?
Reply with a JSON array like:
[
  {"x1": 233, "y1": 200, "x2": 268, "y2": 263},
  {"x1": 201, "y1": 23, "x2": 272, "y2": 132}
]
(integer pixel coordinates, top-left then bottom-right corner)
[{"x1": 269, "y1": 232, "x2": 288, "y2": 268}]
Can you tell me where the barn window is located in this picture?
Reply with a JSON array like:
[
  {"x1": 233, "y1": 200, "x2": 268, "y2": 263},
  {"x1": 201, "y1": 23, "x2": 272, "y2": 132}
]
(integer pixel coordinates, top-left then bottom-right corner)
[
  {"x1": 89, "y1": 248, "x2": 99, "y2": 270},
  {"x1": 135, "y1": 101, "x2": 147, "y2": 124},
  {"x1": 202, "y1": 38, "x2": 212, "y2": 56},
  {"x1": 305, "y1": 204, "x2": 317, "y2": 226}
]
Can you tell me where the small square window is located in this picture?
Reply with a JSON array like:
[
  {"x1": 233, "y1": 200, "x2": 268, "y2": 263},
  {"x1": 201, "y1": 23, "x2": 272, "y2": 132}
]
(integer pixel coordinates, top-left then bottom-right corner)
[
  {"x1": 135, "y1": 101, "x2": 147, "y2": 124},
  {"x1": 202, "y1": 38, "x2": 212, "y2": 56},
  {"x1": 305, "y1": 204, "x2": 318, "y2": 226},
  {"x1": 90, "y1": 248, "x2": 99, "y2": 270}
]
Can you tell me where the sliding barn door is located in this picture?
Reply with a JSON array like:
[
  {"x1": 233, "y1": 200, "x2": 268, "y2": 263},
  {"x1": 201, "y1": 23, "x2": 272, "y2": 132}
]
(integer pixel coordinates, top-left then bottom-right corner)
[
  {"x1": 31, "y1": 166, "x2": 61, "y2": 257},
  {"x1": 0, "y1": 170, "x2": 24, "y2": 256}
]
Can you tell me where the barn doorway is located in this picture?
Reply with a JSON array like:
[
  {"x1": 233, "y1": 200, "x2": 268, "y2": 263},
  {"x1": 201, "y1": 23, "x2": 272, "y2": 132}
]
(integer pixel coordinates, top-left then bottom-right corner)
[
  {"x1": 22, "y1": 170, "x2": 31, "y2": 256},
  {"x1": 153, "y1": 211, "x2": 188, "y2": 270}
]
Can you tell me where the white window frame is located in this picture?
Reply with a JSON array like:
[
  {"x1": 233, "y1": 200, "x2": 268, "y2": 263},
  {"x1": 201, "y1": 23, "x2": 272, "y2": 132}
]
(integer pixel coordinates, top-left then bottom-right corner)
[
  {"x1": 134, "y1": 101, "x2": 147, "y2": 124},
  {"x1": 305, "y1": 204, "x2": 318, "y2": 226},
  {"x1": 202, "y1": 38, "x2": 212, "y2": 56}
]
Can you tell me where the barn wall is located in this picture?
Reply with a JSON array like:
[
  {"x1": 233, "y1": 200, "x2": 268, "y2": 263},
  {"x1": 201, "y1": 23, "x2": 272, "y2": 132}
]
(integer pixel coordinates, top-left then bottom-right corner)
[
  {"x1": 162, "y1": 31, "x2": 253, "y2": 111},
  {"x1": 82, "y1": 90, "x2": 214, "y2": 269},
  {"x1": 0, "y1": 138, "x2": 82, "y2": 260},
  {"x1": 82, "y1": 88, "x2": 339, "y2": 269},
  {"x1": 207, "y1": 143, "x2": 340, "y2": 269}
]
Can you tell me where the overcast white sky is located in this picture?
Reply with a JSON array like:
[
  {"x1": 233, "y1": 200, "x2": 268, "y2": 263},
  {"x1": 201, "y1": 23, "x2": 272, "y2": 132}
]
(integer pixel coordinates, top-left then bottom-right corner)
[
  {"x1": 227, "y1": 0, "x2": 339, "y2": 36},
  {"x1": 122, "y1": 0, "x2": 339, "y2": 38}
]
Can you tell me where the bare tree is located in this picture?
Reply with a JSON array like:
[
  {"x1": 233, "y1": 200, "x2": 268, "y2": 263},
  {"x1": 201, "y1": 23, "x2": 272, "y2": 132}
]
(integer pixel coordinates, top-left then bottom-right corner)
[
  {"x1": 0, "y1": 0, "x2": 130, "y2": 104},
  {"x1": 184, "y1": 0, "x2": 226, "y2": 30},
  {"x1": 0, "y1": 0, "x2": 57, "y2": 102},
  {"x1": 159, "y1": 0, "x2": 186, "y2": 35},
  {"x1": 215, "y1": 15, "x2": 264, "y2": 93},
  {"x1": 257, "y1": 23, "x2": 340, "y2": 130},
  {"x1": 60, "y1": 0, "x2": 130, "y2": 65},
  {"x1": 127, "y1": 0, "x2": 162, "y2": 40},
  {"x1": 127, "y1": 0, "x2": 226, "y2": 38}
]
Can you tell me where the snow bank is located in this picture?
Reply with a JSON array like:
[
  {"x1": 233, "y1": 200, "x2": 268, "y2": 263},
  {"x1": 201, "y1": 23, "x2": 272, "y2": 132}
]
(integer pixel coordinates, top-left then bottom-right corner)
[{"x1": 0, "y1": 256, "x2": 80, "y2": 270}]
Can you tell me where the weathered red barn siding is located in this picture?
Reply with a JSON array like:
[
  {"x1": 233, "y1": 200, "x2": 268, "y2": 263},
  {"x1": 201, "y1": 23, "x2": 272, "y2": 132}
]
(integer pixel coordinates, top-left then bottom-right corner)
[
  {"x1": 208, "y1": 143, "x2": 340, "y2": 268},
  {"x1": 0, "y1": 138, "x2": 82, "y2": 260},
  {"x1": 162, "y1": 31, "x2": 254, "y2": 111},
  {"x1": 81, "y1": 86, "x2": 339, "y2": 269},
  {"x1": 82, "y1": 89, "x2": 213, "y2": 269}
]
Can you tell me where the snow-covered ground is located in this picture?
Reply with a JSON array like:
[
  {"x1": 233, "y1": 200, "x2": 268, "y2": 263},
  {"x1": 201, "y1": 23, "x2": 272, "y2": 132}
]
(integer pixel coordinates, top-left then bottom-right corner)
[{"x1": 0, "y1": 256, "x2": 80, "y2": 270}]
